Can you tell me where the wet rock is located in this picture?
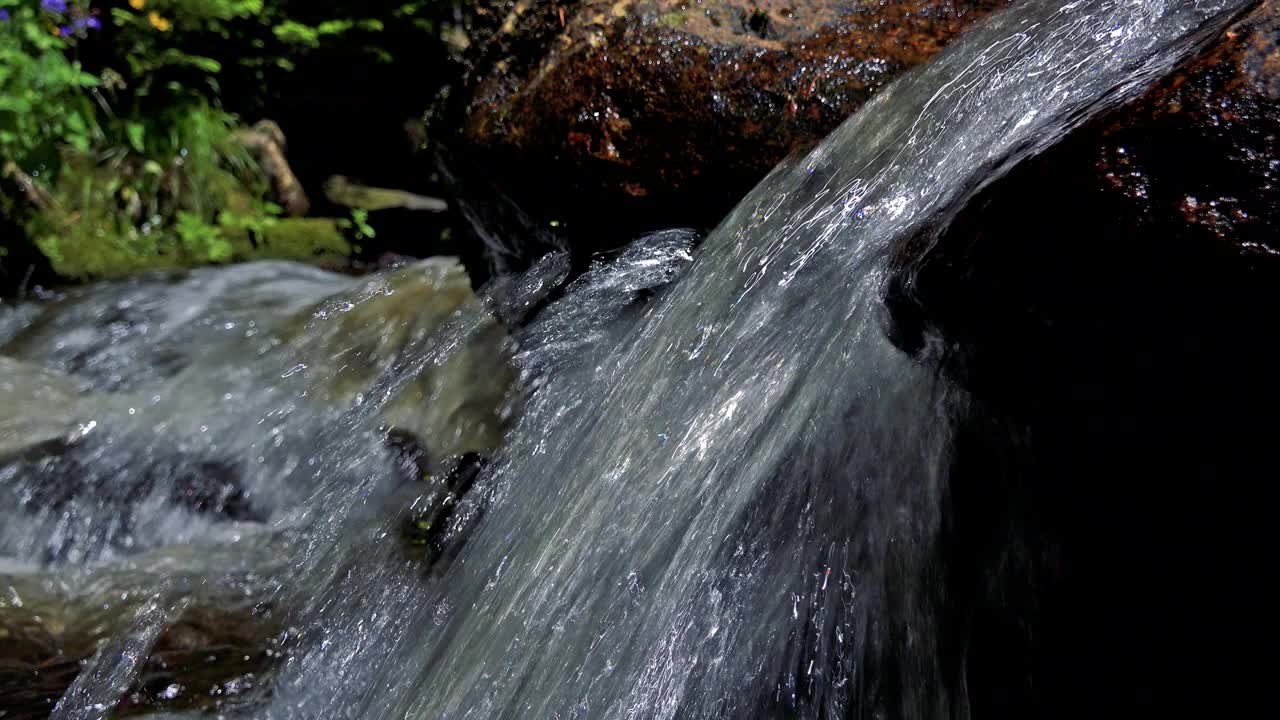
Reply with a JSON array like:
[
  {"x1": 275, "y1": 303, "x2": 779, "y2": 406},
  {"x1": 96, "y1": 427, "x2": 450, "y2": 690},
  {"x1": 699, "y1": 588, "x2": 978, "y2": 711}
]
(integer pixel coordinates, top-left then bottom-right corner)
[
  {"x1": 10, "y1": 442, "x2": 257, "y2": 522},
  {"x1": 0, "y1": 357, "x2": 93, "y2": 460},
  {"x1": 891, "y1": 0, "x2": 1280, "y2": 377},
  {"x1": 879, "y1": 7, "x2": 1280, "y2": 717},
  {"x1": 114, "y1": 605, "x2": 282, "y2": 716},
  {"x1": 385, "y1": 426, "x2": 437, "y2": 482},
  {"x1": 0, "y1": 598, "x2": 282, "y2": 719},
  {"x1": 1, "y1": 260, "x2": 514, "y2": 566},
  {"x1": 1088, "y1": 0, "x2": 1280, "y2": 258},
  {"x1": 456, "y1": 0, "x2": 1011, "y2": 249},
  {"x1": 401, "y1": 452, "x2": 489, "y2": 573},
  {"x1": 1, "y1": 261, "x2": 348, "y2": 393},
  {"x1": 1, "y1": 435, "x2": 267, "y2": 564},
  {"x1": 283, "y1": 257, "x2": 516, "y2": 459}
]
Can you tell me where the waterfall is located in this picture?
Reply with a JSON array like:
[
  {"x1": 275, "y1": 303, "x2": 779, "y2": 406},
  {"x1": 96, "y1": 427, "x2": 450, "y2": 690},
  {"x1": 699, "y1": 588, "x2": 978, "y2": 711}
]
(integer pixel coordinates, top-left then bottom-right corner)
[{"x1": 0, "y1": 1, "x2": 1251, "y2": 718}]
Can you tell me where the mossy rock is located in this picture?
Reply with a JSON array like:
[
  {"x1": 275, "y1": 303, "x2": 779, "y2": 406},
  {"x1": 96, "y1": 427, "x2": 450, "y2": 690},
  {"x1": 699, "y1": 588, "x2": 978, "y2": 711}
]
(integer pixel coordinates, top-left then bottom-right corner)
[
  {"x1": 34, "y1": 217, "x2": 352, "y2": 281},
  {"x1": 280, "y1": 257, "x2": 515, "y2": 458},
  {"x1": 221, "y1": 217, "x2": 353, "y2": 266},
  {"x1": 0, "y1": 591, "x2": 283, "y2": 719},
  {"x1": 34, "y1": 230, "x2": 187, "y2": 281}
]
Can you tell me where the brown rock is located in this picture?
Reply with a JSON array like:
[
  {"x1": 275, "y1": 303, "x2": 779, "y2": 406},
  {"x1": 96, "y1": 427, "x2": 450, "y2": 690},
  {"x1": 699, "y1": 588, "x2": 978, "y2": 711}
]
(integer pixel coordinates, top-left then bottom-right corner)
[
  {"x1": 457, "y1": 0, "x2": 1012, "y2": 239},
  {"x1": 0, "y1": 602, "x2": 282, "y2": 719},
  {"x1": 1089, "y1": 0, "x2": 1280, "y2": 256},
  {"x1": 881, "y1": 10, "x2": 1280, "y2": 718},
  {"x1": 888, "y1": 0, "x2": 1280, "y2": 406}
]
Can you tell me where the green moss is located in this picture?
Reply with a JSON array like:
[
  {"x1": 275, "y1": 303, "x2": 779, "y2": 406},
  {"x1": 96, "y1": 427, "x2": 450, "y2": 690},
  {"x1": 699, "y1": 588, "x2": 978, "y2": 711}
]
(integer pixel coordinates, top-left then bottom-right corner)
[
  {"x1": 225, "y1": 217, "x2": 353, "y2": 263},
  {"x1": 34, "y1": 227, "x2": 186, "y2": 280},
  {"x1": 35, "y1": 215, "x2": 351, "y2": 280},
  {"x1": 16, "y1": 105, "x2": 352, "y2": 281},
  {"x1": 657, "y1": 11, "x2": 688, "y2": 30}
]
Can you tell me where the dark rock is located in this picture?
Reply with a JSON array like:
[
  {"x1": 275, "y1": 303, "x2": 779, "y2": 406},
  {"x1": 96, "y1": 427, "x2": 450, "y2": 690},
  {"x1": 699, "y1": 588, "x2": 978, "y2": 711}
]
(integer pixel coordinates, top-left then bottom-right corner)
[
  {"x1": 892, "y1": 0, "x2": 1280, "y2": 393},
  {"x1": 12, "y1": 440, "x2": 258, "y2": 523},
  {"x1": 385, "y1": 426, "x2": 436, "y2": 482},
  {"x1": 3, "y1": 436, "x2": 265, "y2": 564},
  {"x1": 455, "y1": 0, "x2": 1011, "y2": 254},
  {"x1": 0, "y1": 603, "x2": 282, "y2": 719},
  {"x1": 1089, "y1": 0, "x2": 1280, "y2": 258},
  {"x1": 115, "y1": 606, "x2": 283, "y2": 716},
  {"x1": 883, "y1": 3, "x2": 1280, "y2": 717},
  {"x1": 402, "y1": 452, "x2": 489, "y2": 573}
]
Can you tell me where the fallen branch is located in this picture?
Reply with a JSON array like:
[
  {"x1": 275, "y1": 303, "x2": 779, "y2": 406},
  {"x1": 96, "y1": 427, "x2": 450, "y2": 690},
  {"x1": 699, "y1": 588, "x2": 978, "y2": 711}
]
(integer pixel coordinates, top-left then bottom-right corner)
[
  {"x1": 233, "y1": 120, "x2": 310, "y2": 217},
  {"x1": 323, "y1": 175, "x2": 448, "y2": 212},
  {"x1": 2, "y1": 161, "x2": 53, "y2": 210}
]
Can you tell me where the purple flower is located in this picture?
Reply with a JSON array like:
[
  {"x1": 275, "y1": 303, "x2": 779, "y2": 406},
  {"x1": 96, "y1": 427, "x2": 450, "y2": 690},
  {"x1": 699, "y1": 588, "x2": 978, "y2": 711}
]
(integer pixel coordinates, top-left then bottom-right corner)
[
  {"x1": 85, "y1": 16, "x2": 101, "y2": 30},
  {"x1": 58, "y1": 24, "x2": 70, "y2": 35},
  {"x1": 41, "y1": 0, "x2": 68, "y2": 14},
  {"x1": 0, "y1": 9, "x2": 10, "y2": 22}
]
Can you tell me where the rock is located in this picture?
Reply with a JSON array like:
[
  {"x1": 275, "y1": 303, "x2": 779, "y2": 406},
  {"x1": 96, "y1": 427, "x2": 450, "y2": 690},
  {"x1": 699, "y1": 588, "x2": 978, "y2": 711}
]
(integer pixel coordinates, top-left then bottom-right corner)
[
  {"x1": 878, "y1": 7, "x2": 1280, "y2": 716},
  {"x1": 401, "y1": 452, "x2": 489, "y2": 573},
  {"x1": 889, "y1": 0, "x2": 1280, "y2": 399},
  {"x1": 1088, "y1": 0, "x2": 1280, "y2": 258},
  {"x1": 0, "y1": 593, "x2": 282, "y2": 719},
  {"x1": 7, "y1": 439, "x2": 262, "y2": 534},
  {"x1": 455, "y1": 0, "x2": 1011, "y2": 249},
  {"x1": 1, "y1": 260, "x2": 513, "y2": 562},
  {"x1": 0, "y1": 357, "x2": 94, "y2": 460},
  {"x1": 283, "y1": 257, "x2": 516, "y2": 459}
]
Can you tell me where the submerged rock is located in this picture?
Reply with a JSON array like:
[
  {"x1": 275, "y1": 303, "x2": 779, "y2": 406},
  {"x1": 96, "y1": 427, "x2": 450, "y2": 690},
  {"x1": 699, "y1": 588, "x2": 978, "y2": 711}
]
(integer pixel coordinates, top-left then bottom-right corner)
[
  {"x1": 0, "y1": 357, "x2": 93, "y2": 460},
  {"x1": 1, "y1": 259, "x2": 514, "y2": 564},
  {"x1": 0, "y1": 588, "x2": 282, "y2": 719},
  {"x1": 401, "y1": 452, "x2": 489, "y2": 573},
  {"x1": 456, "y1": 0, "x2": 1010, "y2": 244},
  {"x1": 283, "y1": 257, "x2": 516, "y2": 459}
]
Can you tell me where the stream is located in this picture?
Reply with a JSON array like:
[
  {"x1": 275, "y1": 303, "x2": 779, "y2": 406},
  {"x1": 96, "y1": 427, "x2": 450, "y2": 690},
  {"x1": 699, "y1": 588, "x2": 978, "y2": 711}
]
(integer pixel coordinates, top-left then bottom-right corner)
[{"x1": 0, "y1": 1, "x2": 1254, "y2": 718}]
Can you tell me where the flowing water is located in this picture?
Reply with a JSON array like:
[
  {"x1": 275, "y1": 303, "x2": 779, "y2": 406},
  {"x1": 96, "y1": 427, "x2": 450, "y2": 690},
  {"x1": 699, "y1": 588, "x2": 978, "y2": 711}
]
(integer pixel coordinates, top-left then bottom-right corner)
[{"x1": 0, "y1": 1, "x2": 1253, "y2": 718}]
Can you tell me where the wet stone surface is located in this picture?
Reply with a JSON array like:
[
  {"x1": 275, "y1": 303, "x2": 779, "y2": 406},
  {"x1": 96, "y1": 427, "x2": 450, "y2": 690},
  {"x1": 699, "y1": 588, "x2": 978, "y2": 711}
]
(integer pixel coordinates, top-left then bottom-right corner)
[
  {"x1": 455, "y1": 0, "x2": 1012, "y2": 247},
  {"x1": 0, "y1": 601, "x2": 283, "y2": 719},
  {"x1": 1090, "y1": 0, "x2": 1280, "y2": 257}
]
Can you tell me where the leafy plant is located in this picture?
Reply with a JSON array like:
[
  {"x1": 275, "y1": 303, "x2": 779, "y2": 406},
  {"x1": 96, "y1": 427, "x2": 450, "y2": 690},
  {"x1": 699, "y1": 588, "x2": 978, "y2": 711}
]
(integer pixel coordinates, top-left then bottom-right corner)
[
  {"x1": 344, "y1": 208, "x2": 376, "y2": 240},
  {"x1": 2, "y1": 0, "x2": 461, "y2": 282},
  {"x1": 0, "y1": 1, "x2": 102, "y2": 181}
]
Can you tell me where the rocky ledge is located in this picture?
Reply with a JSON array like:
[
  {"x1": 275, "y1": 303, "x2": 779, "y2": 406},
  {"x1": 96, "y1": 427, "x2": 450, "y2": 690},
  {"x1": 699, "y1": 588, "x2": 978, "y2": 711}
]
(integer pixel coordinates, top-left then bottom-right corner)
[{"x1": 453, "y1": 0, "x2": 1012, "y2": 247}]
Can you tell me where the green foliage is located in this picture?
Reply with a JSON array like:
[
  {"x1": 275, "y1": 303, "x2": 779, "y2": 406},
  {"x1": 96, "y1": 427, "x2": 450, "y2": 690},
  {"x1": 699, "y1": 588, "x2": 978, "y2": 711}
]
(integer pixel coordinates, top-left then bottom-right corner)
[
  {"x1": 0, "y1": 0, "x2": 474, "y2": 283},
  {"x1": 0, "y1": 1, "x2": 101, "y2": 174},
  {"x1": 0, "y1": 0, "x2": 434, "y2": 280},
  {"x1": 26, "y1": 101, "x2": 258, "y2": 277},
  {"x1": 341, "y1": 208, "x2": 377, "y2": 241},
  {"x1": 174, "y1": 211, "x2": 233, "y2": 261},
  {"x1": 272, "y1": 17, "x2": 384, "y2": 49},
  {"x1": 27, "y1": 109, "x2": 349, "y2": 279}
]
